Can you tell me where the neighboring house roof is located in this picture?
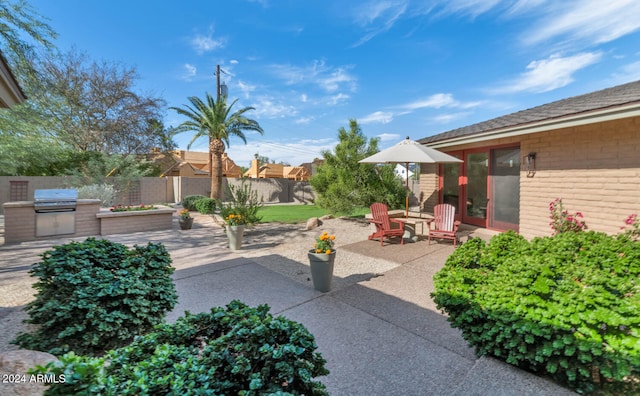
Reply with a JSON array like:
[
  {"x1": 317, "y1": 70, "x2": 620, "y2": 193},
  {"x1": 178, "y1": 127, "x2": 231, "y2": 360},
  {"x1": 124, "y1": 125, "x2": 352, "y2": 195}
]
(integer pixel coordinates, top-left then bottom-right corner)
[
  {"x1": 155, "y1": 150, "x2": 242, "y2": 177},
  {"x1": 419, "y1": 80, "x2": 640, "y2": 147},
  {"x1": 284, "y1": 166, "x2": 311, "y2": 181},
  {"x1": 0, "y1": 50, "x2": 26, "y2": 108}
]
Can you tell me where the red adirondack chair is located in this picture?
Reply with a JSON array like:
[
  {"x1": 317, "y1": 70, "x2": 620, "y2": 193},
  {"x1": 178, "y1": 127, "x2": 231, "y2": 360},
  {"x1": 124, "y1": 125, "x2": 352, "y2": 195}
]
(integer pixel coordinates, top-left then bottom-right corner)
[
  {"x1": 427, "y1": 203, "x2": 461, "y2": 246},
  {"x1": 368, "y1": 203, "x2": 405, "y2": 246}
]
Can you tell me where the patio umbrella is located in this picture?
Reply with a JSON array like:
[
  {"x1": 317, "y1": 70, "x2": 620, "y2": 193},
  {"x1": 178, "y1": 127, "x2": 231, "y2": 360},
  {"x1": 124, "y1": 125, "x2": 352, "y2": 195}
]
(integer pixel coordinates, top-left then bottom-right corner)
[{"x1": 359, "y1": 136, "x2": 463, "y2": 217}]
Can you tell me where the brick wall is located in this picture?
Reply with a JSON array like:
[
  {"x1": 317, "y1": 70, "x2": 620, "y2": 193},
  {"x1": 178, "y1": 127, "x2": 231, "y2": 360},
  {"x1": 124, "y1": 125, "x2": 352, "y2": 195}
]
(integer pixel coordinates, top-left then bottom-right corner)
[
  {"x1": 418, "y1": 116, "x2": 640, "y2": 239},
  {"x1": 3, "y1": 200, "x2": 100, "y2": 243},
  {"x1": 419, "y1": 164, "x2": 438, "y2": 212},
  {"x1": 519, "y1": 117, "x2": 640, "y2": 238}
]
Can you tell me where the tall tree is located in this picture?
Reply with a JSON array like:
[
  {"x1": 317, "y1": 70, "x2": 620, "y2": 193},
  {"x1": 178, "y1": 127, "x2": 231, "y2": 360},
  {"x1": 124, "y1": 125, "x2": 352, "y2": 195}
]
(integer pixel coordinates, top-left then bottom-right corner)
[
  {"x1": 311, "y1": 119, "x2": 405, "y2": 214},
  {"x1": 0, "y1": 0, "x2": 57, "y2": 80},
  {"x1": 170, "y1": 93, "x2": 264, "y2": 200},
  {"x1": 27, "y1": 49, "x2": 168, "y2": 154}
]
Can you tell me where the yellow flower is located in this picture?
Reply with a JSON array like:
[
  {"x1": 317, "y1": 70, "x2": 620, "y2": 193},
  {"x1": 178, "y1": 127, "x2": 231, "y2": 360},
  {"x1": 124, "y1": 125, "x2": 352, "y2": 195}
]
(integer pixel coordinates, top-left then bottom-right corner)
[
  {"x1": 316, "y1": 249, "x2": 322, "y2": 253},
  {"x1": 330, "y1": 235, "x2": 335, "y2": 240},
  {"x1": 325, "y1": 249, "x2": 331, "y2": 254},
  {"x1": 229, "y1": 214, "x2": 235, "y2": 218}
]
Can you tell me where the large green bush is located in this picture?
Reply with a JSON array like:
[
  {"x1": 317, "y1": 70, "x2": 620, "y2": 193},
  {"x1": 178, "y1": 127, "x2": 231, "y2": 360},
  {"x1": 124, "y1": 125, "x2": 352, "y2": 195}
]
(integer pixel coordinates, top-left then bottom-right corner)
[
  {"x1": 194, "y1": 197, "x2": 217, "y2": 214},
  {"x1": 182, "y1": 194, "x2": 208, "y2": 211},
  {"x1": 13, "y1": 238, "x2": 177, "y2": 356},
  {"x1": 37, "y1": 301, "x2": 329, "y2": 395},
  {"x1": 432, "y1": 231, "x2": 640, "y2": 394}
]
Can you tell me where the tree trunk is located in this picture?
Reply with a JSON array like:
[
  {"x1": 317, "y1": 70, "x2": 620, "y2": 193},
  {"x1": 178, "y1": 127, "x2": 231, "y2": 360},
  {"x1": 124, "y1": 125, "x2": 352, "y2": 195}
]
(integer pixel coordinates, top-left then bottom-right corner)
[{"x1": 210, "y1": 138, "x2": 225, "y2": 200}]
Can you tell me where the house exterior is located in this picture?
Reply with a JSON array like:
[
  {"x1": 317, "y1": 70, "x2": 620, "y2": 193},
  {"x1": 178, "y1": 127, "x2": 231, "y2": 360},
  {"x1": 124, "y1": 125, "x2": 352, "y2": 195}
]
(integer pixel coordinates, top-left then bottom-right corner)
[
  {"x1": 0, "y1": 50, "x2": 26, "y2": 108},
  {"x1": 244, "y1": 159, "x2": 311, "y2": 181},
  {"x1": 418, "y1": 80, "x2": 640, "y2": 239},
  {"x1": 156, "y1": 150, "x2": 243, "y2": 178}
]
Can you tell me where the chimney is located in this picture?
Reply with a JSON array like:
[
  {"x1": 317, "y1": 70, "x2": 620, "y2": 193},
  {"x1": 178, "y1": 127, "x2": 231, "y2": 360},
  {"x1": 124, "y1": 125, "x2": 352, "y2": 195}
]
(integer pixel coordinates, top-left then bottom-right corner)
[{"x1": 250, "y1": 159, "x2": 260, "y2": 178}]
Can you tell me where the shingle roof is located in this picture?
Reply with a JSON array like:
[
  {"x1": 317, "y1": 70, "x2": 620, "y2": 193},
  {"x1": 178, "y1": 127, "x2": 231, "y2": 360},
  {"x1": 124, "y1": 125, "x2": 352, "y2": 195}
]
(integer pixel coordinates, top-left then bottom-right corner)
[{"x1": 418, "y1": 79, "x2": 640, "y2": 145}]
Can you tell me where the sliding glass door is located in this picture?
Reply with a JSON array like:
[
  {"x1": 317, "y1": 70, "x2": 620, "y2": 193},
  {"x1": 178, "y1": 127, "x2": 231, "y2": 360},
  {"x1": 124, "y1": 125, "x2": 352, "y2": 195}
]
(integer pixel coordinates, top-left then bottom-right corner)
[
  {"x1": 489, "y1": 147, "x2": 520, "y2": 231},
  {"x1": 463, "y1": 151, "x2": 489, "y2": 226},
  {"x1": 439, "y1": 146, "x2": 520, "y2": 231}
]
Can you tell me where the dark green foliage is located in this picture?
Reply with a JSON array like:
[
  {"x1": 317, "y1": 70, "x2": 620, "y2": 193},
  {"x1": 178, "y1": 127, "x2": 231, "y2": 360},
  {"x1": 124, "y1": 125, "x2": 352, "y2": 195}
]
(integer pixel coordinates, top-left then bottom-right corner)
[
  {"x1": 182, "y1": 194, "x2": 208, "y2": 211},
  {"x1": 194, "y1": 197, "x2": 217, "y2": 214},
  {"x1": 13, "y1": 238, "x2": 177, "y2": 356},
  {"x1": 37, "y1": 301, "x2": 329, "y2": 395},
  {"x1": 310, "y1": 119, "x2": 405, "y2": 214},
  {"x1": 432, "y1": 231, "x2": 640, "y2": 394}
]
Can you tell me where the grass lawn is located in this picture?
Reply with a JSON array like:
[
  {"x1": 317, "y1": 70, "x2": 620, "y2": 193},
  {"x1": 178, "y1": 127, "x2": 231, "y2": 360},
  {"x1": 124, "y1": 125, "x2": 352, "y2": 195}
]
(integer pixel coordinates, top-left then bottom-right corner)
[{"x1": 257, "y1": 204, "x2": 369, "y2": 224}]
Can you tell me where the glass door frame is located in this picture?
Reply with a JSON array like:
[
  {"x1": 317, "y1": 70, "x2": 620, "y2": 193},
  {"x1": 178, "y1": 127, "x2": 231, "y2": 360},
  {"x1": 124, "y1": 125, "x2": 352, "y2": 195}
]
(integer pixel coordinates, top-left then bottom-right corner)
[
  {"x1": 438, "y1": 151, "x2": 463, "y2": 222},
  {"x1": 438, "y1": 144, "x2": 521, "y2": 231},
  {"x1": 461, "y1": 148, "x2": 489, "y2": 227}
]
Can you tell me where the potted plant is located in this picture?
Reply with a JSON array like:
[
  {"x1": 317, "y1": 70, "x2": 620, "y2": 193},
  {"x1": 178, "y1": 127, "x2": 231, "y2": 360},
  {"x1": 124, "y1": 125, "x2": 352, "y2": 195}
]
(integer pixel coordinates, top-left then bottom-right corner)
[
  {"x1": 308, "y1": 231, "x2": 336, "y2": 292},
  {"x1": 178, "y1": 209, "x2": 193, "y2": 230},
  {"x1": 224, "y1": 212, "x2": 245, "y2": 250}
]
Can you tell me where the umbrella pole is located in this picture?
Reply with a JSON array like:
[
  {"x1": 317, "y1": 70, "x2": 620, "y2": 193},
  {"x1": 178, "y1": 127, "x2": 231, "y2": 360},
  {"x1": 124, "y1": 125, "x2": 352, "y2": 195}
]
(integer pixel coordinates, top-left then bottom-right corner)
[{"x1": 405, "y1": 162, "x2": 409, "y2": 218}]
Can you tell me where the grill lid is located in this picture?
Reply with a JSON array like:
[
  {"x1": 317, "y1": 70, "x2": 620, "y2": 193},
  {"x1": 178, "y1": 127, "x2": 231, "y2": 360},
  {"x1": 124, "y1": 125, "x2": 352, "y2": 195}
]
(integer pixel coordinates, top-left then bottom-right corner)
[
  {"x1": 34, "y1": 189, "x2": 78, "y2": 202},
  {"x1": 34, "y1": 189, "x2": 78, "y2": 211}
]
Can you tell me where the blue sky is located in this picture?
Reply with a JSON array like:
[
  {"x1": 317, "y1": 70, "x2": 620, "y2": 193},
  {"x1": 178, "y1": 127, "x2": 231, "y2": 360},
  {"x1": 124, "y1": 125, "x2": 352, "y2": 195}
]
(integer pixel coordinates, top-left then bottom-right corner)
[{"x1": 28, "y1": 0, "x2": 640, "y2": 167}]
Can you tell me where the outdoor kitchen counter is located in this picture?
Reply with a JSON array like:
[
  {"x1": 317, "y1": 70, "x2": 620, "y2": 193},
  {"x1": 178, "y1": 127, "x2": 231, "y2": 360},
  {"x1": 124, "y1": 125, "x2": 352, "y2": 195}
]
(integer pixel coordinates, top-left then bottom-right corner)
[{"x1": 3, "y1": 199, "x2": 101, "y2": 244}]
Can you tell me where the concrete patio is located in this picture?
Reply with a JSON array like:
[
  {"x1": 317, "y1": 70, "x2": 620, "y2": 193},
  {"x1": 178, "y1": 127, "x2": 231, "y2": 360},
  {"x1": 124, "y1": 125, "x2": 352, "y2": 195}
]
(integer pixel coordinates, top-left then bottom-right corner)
[{"x1": 0, "y1": 215, "x2": 576, "y2": 395}]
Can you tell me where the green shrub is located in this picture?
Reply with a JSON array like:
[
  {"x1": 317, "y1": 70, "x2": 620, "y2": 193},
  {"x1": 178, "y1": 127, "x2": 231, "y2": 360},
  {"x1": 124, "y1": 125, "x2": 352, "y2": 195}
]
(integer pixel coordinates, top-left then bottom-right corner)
[
  {"x1": 432, "y1": 231, "x2": 640, "y2": 394},
  {"x1": 194, "y1": 197, "x2": 216, "y2": 214},
  {"x1": 13, "y1": 238, "x2": 177, "y2": 356},
  {"x1": 220, "y1": 179, "x2": 263, "y2": 226},
  {"x1": 181, "y1": 194, "x2": 207, "y2": 211},
  {"x1": 36, "y1": 301, "x2": 329, "y2": 395}
]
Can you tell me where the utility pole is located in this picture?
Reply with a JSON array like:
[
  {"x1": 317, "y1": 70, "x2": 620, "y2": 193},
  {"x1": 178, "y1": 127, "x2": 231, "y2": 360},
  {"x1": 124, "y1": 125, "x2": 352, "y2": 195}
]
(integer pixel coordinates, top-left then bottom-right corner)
[{"x1": 216, "y1": 64, "x2": 221, "y2": 99}]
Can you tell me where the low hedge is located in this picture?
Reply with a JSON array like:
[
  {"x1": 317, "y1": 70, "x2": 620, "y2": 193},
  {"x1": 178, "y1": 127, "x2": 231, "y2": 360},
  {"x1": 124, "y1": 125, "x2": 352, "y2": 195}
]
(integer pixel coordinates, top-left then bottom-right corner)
[
  {"x1": 194, "y1": 197, "x2": 217, "y2": 214},
  {"x1": 36, "y1": 301, "x2": 329, "y2": 395},
  {"x1": 432, "y1": 231, "x2": 640, "y2": 394},
  {"x1": 13, "y1": 238, "x2": 177, "y2": 356},
  {"x1": 182, "y1": 194, "x2": 208, "y2": 211}
]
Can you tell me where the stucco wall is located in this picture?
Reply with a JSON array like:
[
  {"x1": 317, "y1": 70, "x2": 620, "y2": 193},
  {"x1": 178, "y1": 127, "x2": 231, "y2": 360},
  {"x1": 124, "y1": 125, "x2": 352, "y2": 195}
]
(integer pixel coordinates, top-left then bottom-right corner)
[
  {"x1": 418, "y1": 116, "x2": 640, "y2": 239},
  {"x1": 0, "y1": 176, "x2": 315, "y2": 214}
]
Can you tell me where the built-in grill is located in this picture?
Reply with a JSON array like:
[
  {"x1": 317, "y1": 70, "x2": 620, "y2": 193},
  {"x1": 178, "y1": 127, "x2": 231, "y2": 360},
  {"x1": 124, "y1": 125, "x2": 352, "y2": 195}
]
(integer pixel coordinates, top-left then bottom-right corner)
[{"x1": 34, "y1": 189, "x2": 78, "y2": 237}]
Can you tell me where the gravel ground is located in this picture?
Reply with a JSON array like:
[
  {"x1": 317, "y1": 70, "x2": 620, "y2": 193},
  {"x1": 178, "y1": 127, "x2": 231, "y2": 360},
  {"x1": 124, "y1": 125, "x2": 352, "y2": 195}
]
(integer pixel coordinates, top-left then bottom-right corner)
[{"x1": 0, "y1": 215, "x2": 398, "y2": 353}]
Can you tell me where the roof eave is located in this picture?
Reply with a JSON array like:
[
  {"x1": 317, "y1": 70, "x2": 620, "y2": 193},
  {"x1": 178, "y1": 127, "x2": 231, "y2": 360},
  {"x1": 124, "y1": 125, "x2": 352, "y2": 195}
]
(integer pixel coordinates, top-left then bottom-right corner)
[
  {"x1": 425, "y1": 103, "x2": 640, "y2": 149},
  {"x1": 0, "y1": 51, "x2": 26, "y2": 107}
]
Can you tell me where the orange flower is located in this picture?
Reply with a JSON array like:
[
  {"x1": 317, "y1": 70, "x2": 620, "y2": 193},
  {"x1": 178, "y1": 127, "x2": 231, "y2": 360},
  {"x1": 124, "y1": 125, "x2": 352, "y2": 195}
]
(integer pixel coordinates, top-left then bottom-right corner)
[{"x1": 325, "y1": 249, "x2": 331, "y2": 254}]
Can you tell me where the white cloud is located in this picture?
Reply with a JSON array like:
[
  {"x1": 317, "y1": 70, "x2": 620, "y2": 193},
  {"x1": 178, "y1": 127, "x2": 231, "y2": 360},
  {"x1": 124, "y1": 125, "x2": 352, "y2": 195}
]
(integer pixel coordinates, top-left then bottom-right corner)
[
  {"x1": 226, "y1": 138, "x2": 335, "y2": 166},
  {"x1": 360, "y1": 111, "x2": 394, "y2": 124},
  {"x1": 327, "y1": 93, "x2": 350, "y2": 105},
  {"x1": 181, "y1": 64, "x2": 197, "y2": 81},
  {"x1": 351, "y1": 0, "x2": 408, "y2": 46},
  {"x1": 295, "y1": 116, "x2": 314, "y2": 124},
  {"x1": 269, "y1": 60, "x2": 357, "y2": 93},
  {"x1": 251, "y1": 96, "x2": 298, "y2": 118},
  {"x1": 491, "y1": 52, "x2": 603, "y2": 93},
  {"x1": 376, "y1": 132, "x2": 401, "y2": 141},
  {"x1": 402, "y1": 93, "x2": 457, "y2": 110},
  {"x1": 436, "y1": 0, "x2": 502, "y2": 18},
  {"x1": 609, "y1": 60, "x2": 640, "y2": 85},
  {"x1": 522, "y1": 0, "x2": 640, "y2": 47},
  {"x1": 190, "y1": 28, "x2": 225, "y2": 54},
  {"x1": 432, "y1": 112, "x2": 472, "y2": 124},
  {"x1": 236, "y1": 80, "x2": 256, "y2": 99}
]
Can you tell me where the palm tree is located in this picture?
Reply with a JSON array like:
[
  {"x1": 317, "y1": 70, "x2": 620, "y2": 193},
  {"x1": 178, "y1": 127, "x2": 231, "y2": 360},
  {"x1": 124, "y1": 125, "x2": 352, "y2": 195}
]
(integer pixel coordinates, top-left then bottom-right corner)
[{"x1": 170, "y1": 93, "x2": 263, "y2": 200}]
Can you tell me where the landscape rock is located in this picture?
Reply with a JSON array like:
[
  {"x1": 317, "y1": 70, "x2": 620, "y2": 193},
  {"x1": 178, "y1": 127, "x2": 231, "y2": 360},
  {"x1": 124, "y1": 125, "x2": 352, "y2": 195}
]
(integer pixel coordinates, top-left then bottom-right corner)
[
  {"x1": 0, "y1": 349, "x2": 59, "y2": 396},
  {"x1": 305, "y1": 217, "x2": 322, "y2": 230}
]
